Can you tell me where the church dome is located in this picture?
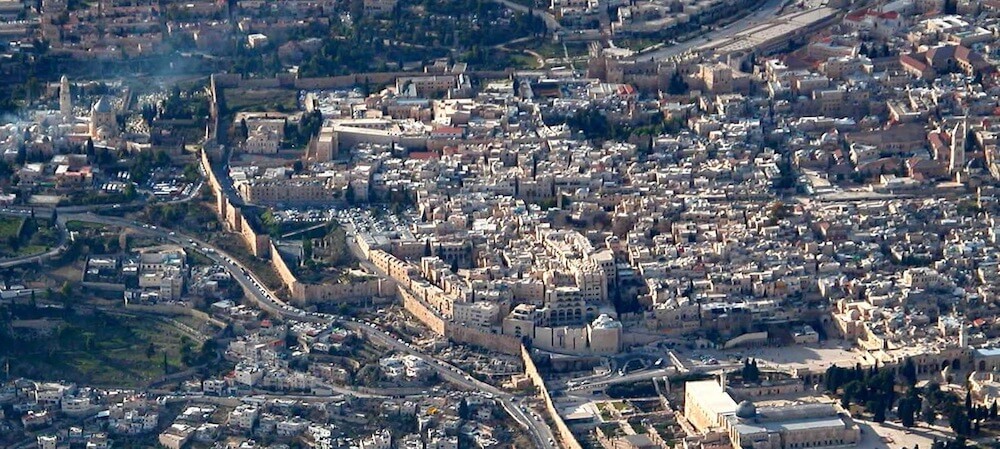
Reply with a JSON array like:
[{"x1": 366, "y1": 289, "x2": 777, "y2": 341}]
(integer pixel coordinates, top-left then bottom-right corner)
[
  {"x1": 735, "y1": 400, "x2": 757, "y2": 419},
  {"x1": 92, "y1": 96, "x2": 113, "y2": 113}
]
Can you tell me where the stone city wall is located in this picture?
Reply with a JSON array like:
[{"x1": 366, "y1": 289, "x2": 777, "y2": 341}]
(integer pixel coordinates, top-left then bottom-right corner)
[{"x1": 521, "y1": 345, "x2": 585, "y2": 449}]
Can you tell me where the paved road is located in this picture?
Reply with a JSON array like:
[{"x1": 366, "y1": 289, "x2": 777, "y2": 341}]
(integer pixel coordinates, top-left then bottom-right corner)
[
  {"x1": 562, "y1": 363, "x2": 730, "y2": 391},
  {"x1": 338, "y1": 223, "x2": 555, "y2": 447},
  {"x1": 62, "y1": 212, "x2": 558, "y2": 449},
  {"x1": 348, "y1": 318, "x2": 556, "y2": 448},
  {"x1": 59, "y1": 148, "x2": 557, "y2": 446},
  {"x1": 0, "y1": 175, "x2": 204, "y2": 269},
  {"x1": 0, "y1": 208, "x2": 70, "y2": 268},
  {"x1": 62, "y1": 211, "x2": 312, "y2": 319},
  {"x1": 635, "y1": 0, "x2": 785, "y2": 61}
]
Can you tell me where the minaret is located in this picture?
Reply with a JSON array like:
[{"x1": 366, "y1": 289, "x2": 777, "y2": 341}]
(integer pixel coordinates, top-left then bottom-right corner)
[
  {"x1": 59, "y1": 75, "x2": 72, "y2": 117},
  {"x1": 950, "y1": 119, "x2": 967, "y2": 175}
]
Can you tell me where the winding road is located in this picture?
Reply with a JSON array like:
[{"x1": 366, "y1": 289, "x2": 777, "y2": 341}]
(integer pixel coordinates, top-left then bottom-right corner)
[{"x1": 57, "y1": 211, "x2": 558, "y2": 449}]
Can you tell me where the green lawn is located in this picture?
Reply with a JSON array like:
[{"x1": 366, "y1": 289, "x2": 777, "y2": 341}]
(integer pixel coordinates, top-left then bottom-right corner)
[
  {"x1": 0, "y1": 216, "x2": 22, "y2": 237},
  {"x1": 17, "y1": 244, "x2": 48, "y2": 256},
  {"x1": 0, "y1": 217, "x2": 59, "y2": 258},
  {"x1": 226, "y1": 88, "x2": 299, "y2": 113},
  {"x1": 515, "y1": 41, "x2": 589, "y2": 59},
  {"x1": 616, "y1": 38, "x2": 660, "y2": 52},
  {"x1": 2, "y1": 311, "x2": 193, "y2": 388},
  {"x1": 66, "y1": 220, "x2": 106, "y2": 232},
  {"x1": 510, "y1": 53, "x2": 541, "y2": 69}
]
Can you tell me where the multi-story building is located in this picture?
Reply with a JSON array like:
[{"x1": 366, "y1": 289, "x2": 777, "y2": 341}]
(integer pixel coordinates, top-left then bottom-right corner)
[
  {"x1": 228, "y1": 404, "x2": 259, "y2": 430},
  {"x1": 238, "y1": 179, "x2": 332, "y2": 205},
  {"x1": 452, "y1": 301, "x2": 499, "y2": 329}
]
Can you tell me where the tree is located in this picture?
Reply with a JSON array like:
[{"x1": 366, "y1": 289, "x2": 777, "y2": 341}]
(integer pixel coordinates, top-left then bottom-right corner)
[
  {"x1": 182, "y1": 163, "x2": 200, "y2": 183},
  {"x1": 872, "y1": 400, "x2": 886, "y2": 423},
  {"x1": 155, "y1": 150, "x2": 171, "y2": 166},
  {"x1": 260, "y1": 210, "x2": 280, "y2": 236},
  {"x1": 302, "y1": 238, "x2": 313, "y2": 262},
  {"x1": 900, "y1": 395, "x2": 918, "y2": 427},
  {"x1": 345, "y1": 183, "x2": 356, "y2": 205},
  {"x1": 356, "y1": 364, "x2": 382, "y2": 386},
  {"x1": 199, "y1": 339, "x2": 217, "y2": 364},
  {"x1": 146, "y1": 343, "x2": 155, "y2": 359},
  {"x1": 59, "y1": 281, "x2": 72, "y2": 300},
  {"x1": 742, "y1": 359, "x2": 761, "y2": 383},
  {"x1": 902, "y1": 358, "x2": 917, "y2": 386},
  {"x1": 179, "y1": 336, "x2": 195, "y2": 366},
  {"x1": 949, "y1": 408, "x2": 970, "y2": 436},
  {"x1": 921, "y1": 397, "x2": 937, "y2": 424},
  {"x1": 944, "y1": 0, "x2": 957, "y2": 14},
  {"x1": 990, "y1": 401, "x2": 997, "y2": 419},
  {"x1": 667, "y1": 72, "x2": 688, "y2": 95},
  {"x1": 773, "y1": 158, "x2": 797, "y2": 190},
  {"x1": 85, "y1": 138, "x2": 95, "y2": 158},
  {"x1": 844, "y1": 380, "x2": 864, "y2": 404},
  {"x1": 458, "y1": 398, "x2": 470, "y2": 420},
  {"x1": 141, "y1": 104, "x2": 156, "y2": 124}
]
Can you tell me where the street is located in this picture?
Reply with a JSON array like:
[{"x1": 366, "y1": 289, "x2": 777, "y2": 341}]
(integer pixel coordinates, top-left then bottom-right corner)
[
  {"x1": 635, "y1": 0, "x2": 786, "y2": 61},
  {"x1": 59, "y1": 211, "x2": 560, "y2": 449}
]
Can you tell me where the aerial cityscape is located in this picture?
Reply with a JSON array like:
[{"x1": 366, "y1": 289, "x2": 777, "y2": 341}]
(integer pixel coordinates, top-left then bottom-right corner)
[{"x1": 3, "y1": 0, "x2": 1000, "y2": 448}]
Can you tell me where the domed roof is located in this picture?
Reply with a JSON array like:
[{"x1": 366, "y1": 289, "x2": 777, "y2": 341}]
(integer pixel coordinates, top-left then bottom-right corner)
[
  {"x1": 591, "y1": 314, "x2": 622, "y2": 330},
  {"x1": 735, "y1": 400, "x2": 757, "y2": 419},
  {"x1": 92, "y1": 96, "x2": 113, "y2": 114}
]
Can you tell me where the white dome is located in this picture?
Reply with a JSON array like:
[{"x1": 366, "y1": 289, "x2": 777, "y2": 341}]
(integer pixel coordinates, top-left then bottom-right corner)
[{"x1": 591, "y1": 314, "x2": 621, "y2": 329}]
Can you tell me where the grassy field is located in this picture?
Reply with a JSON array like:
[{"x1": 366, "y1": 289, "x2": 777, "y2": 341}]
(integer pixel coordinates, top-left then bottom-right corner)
[
  {"x1": 226, "y1": 88, "x2": 299, "y2": 113},
  {"x1": 509, "y1": 52, "x2": 541, "y2": 69},
  {"x1": 0, "y1": 217, "x2": 59, "y2": 258},
  {"x1": 616, "y1": 38, "x2": 660, "y2": 52},
  {"x1": 0, "y1": 216, "x2": 22, "y2": 237},
  {"x1": 2, "y1": 311, "x2": 192, "y2": 388},
  {"x1": 66, "y1": 220, "x2": 107, "y2": 232},
  {"x1": 514, "y1": 41, "x2": 590, "y2": 59}
]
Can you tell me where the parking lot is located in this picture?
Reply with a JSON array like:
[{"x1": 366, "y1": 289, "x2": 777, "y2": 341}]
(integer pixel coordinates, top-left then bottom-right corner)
[{"x1": 691, "y1": 339, "x2": 863, "y2": 372}]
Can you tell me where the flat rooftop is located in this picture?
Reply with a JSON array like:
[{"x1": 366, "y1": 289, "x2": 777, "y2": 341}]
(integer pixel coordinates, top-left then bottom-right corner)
[
  {"x1": 698, "y1": 341, "x2": 863, "y2": 372},
  {"x1": 686, "y1": 379, "x2": 737, "y2": 414}
]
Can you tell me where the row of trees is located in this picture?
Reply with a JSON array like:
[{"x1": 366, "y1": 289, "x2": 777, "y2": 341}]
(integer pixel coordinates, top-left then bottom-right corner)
[
  {"x1": 283, "y1": 110, "x2": 324, "y2": 149},
  {"x1": 826, "y1": 364, "x2": 897, "y2": 422},
  {"x1": 565, "y1": 107, "x2": 681, "y2": 144},
  {"x1": 826, "y1": 360, "x2": 996, "y2": 447},
  {"x1": 128, "y1": 149, "x2": 171, "y2": 184},
  {"x1": 740, "y1": 359, "x2": 761, "y2": 383}
]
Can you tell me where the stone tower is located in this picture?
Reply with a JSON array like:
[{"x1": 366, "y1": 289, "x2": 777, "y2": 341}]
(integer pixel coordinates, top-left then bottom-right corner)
[
  {"x1": 950, "y1": 119, "x2": 967, "y2": 175},
  {"x1": 59, "y1": 75, "x2": 72, "y2": 117}
]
